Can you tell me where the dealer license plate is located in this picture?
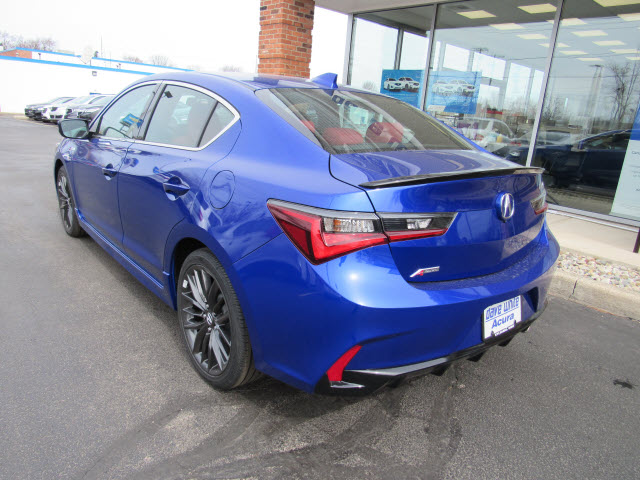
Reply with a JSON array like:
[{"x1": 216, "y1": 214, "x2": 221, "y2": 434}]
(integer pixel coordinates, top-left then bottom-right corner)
[{"x1": 483, "y1": 296, "x2": 522, "y2": 340}]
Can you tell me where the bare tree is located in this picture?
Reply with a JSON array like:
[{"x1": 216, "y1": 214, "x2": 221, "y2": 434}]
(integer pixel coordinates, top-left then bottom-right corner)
[
  {"x1": 221, "y1": 64, "x2": 242, "y2": 72},
  {"x1": 150, "y1": 55, "x2": 171, "y2": 66},
  {"x1": 123, "y1": 54, "x2": 143, "y2": 63},
  {"x1": 541, "y1": 95, "x2": 564, "y2": 124},
  {"x1": 606, "y1": 59, "x2": 640, "y2": 128},
  {"x1": 0, "y1": 31, "x2": 57, "y2": 51},
  {"x1": 362, "y1": 80, "x2": 377, "y2": 91}
]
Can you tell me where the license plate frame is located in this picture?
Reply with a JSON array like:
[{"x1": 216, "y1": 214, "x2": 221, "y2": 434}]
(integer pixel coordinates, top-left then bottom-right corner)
[{"x1": 483, "y1": 296, "x2": 522, "y2": 340}]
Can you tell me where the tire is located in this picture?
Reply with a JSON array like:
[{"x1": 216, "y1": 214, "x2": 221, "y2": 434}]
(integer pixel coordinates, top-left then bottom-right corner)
[
  {"x1": 56, "y1": 166, "x2": 86, "y2": 237},
  {"x1": 177, "y1": 249, "x2": 261, "y2": 390}
]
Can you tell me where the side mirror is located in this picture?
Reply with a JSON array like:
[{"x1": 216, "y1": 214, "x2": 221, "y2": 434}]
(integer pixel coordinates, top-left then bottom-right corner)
[{"x1": 58, "y1": 119, "x2": 90, "y2": 139}]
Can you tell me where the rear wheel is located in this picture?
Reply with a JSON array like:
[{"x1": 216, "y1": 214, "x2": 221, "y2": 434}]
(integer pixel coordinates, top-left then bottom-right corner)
[
  {"x1": 177, "y1": 249, "x2": 260, "y2": 390},
  {"x1": 56, "y1": 166, "x2": 85, "y2": 237}
]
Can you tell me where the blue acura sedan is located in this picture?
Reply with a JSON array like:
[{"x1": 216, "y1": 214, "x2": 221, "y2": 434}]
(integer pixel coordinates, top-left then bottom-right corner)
[{"x1": 54, "y1": 72, "x2": 558, "y2": 394}]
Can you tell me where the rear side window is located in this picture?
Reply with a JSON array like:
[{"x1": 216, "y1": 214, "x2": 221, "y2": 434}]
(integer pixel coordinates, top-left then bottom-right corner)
[
  {"x1": 199, "y1": 102, "x2": 236, "y2": 147},
  {"x1": 97, "y1": 85, "x2": 156, "y2": 139},
  {"x1": 256, "y1": 88, "x2": 470, "y2": 154},
  {"x1": 145, "y1": 85, "x2": 217, "y2": 148}
]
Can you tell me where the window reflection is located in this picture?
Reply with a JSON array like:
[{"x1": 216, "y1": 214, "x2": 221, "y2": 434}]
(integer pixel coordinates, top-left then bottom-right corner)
[
  {"x1": 425, "y1": 0, "x2": 557, "y2": 155},
  {"x1": 532, "y1": 0, "x2": 640, "y2": 216}
]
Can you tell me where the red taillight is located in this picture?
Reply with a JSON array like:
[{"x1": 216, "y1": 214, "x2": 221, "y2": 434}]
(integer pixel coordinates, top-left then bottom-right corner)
[
  {"x1": 267, "y1": 200, "x2": 457, "y2": 265},
  {"x1": 326, "y1": 345, "x2": 362, "y2": 382},
  {"x1": 267, "y1": 200, "x2": 387, "y2": 264}
]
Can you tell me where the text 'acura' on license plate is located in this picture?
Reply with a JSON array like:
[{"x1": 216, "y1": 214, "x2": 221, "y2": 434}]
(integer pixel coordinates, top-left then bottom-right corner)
[{"x1": 483, "y1": 296, "x2": 522, "y2": 340}]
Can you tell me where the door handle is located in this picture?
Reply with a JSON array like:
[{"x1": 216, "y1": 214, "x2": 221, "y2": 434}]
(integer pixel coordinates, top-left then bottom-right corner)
[
  {"x1": 102, "y1": 164, "x2": 118, "y2": 179},
  {"x1": 163, "y1": 177, "x2": 190, "y2": 199}
]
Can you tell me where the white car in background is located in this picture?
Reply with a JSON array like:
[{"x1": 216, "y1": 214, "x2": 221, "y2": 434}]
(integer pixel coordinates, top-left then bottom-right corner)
[
  {"x1": 42, "y1": 95, "x2": 110, "y2": 123},
  {"x1": 457, "y1": 117, "x2": 514, "y2": 152},
  {"x1": 383, "y1": 78, "x2": 403, "y2": 91},
  {"x1": 398, "y1": 77, "x2": 420, "y2": 91}
]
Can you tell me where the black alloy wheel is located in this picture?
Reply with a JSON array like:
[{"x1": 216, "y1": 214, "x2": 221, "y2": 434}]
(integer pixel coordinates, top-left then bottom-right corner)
[
  {"x1": 177, "y1": 249, "x2": 260, "y2": 389},
  {"x1": 56, "y1": 166, "x2": 85, "y2": 237}
]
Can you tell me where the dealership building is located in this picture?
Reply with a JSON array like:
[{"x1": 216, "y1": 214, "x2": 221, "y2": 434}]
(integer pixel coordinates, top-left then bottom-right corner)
[{"x1": 259, "y1": 0, "x2": 640, "y2": 229}]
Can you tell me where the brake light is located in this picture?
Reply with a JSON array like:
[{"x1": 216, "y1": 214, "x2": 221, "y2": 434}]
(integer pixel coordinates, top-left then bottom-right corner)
[{"x1": 267, "y1": 200, "x2": 456, "y2": 264}]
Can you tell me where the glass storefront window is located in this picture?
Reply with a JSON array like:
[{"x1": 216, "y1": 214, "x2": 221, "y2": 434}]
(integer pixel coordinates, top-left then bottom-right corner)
[
  {"x1": 532, "y1": 0, "x2": 640, "y2": 218},
  {"x1": 400, "y1": 31, "x2": 429, "y2": 70},
  {"x1": 424, "y1": 0, "x2": 558, "y2": 157},
  {"x1": 348, "y1": 18, "x2": 398, "y2": 91}
]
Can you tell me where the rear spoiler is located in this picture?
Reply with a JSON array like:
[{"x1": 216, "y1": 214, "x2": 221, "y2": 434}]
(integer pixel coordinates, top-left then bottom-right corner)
[{"x1": 359, "y1": 167, "x2": 545, "y2": 189}]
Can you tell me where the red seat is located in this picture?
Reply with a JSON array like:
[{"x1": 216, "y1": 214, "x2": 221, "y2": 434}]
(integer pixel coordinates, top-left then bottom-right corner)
[
  {"x1": 323, "y1": 127, "x2": 364, "y2": 146},
  {"x1": 365, "y1": 122, "x2": 404, "y2": 144},
  {"x1": 300, "y1": 120, "x2": 316, "y2": 133}
]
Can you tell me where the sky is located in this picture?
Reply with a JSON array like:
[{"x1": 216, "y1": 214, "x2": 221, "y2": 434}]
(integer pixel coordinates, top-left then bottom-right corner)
[{"x1": 0, "y1": 0, "x2": 347, "y2": 78}]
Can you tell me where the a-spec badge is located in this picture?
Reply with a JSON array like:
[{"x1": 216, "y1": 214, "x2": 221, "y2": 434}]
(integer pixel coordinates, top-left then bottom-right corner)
[
  {"x1": 410, "y1": 266, "x2": 440, "y2": 278},
  {"x1": 496, "y1": 192, "x2": 515, "y2": 222}
]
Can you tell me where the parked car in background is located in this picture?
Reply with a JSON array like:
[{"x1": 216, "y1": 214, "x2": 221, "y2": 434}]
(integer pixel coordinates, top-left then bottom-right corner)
[
  {"x1": 383, "y1": 78, "x2": 403, "y2": 91},
  {"x1": 519, "y1": 129, "x2": 630, "y2": 191},
  {"x1": 398, "y1": 77, "x2": 420, "y2": 91},
  {"x1": 33, "y1": 97, "x2": 77, "y2": 121},
  {"x1": 25, "y1": 97, "x2": 74, "y2": 119},
  {"x1": 54, "y1": 72, "x2": 557, "y2": 395},
  {"x1": 495, "y1": 129, "x2": 580, "y2": 163},
  {"x1": 65, "y1": 95, "x2": 114, "y2": 121},
  {"x1": 456, "y1": 117, "x2": 514, "y2": 152},
  {"x1": 42, "y1": 95, "x2": 111, "y2": 123}
]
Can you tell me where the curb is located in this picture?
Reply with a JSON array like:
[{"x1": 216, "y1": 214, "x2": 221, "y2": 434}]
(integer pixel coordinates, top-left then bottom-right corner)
[{"x1": 549, "y1": 270, "x2": 640, "y2": 321}]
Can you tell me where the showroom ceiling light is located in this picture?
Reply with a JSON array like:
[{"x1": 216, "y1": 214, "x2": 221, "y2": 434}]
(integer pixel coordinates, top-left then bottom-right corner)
[
  {"x1": 611, "y1": 48, "x2": 639, "y2": 53},
  {"x1": 490, "y1": 23, "x2": 524, "y2": 29},
  {"x1": 458, "y1": 10, "x2": 496, "y2": 19},
  {"x1": 618, "y1": 13, "x2": 640, "y2": 21},
  {"x1": 627, "y1": 56, "x2": 640, "y2": 60},
  {"x1": 572, "y1": 29, "x2": 608, "y2": 36},
  {"x1": 560, "y1": 50, "x2": 588, "y2": 55},
  {"x1": 548, "y1": 18, "x2": 587, "y2": 26},
  {"x1": 593, "y1": 40, "x2": 625, "y2": 45},
  {"x1": 518, "y1": 33, "x2": 548, "y2": 39},
  {"x1": 540, "y1": 42, "x2": 569, "y2": 47},
  {"x1": 577, "y1": 57, "x2": 604, "y2": 61},
  {"x1": 519, "y1": 3, "x2": 557, "y2": 13},
  {"x1": 594, "y1": 0, "x2": 640, "y2": 7}
]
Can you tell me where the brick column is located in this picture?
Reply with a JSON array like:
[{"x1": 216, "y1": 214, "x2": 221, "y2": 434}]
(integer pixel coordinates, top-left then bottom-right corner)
[{"x1": 258, "y1": 0, "x2": 315, "y2": 78}]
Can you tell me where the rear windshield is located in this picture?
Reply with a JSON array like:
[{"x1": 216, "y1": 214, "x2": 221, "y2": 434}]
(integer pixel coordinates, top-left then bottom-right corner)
[{"x1": 256, "y1": 88, "x2": 471, "y2": 154}]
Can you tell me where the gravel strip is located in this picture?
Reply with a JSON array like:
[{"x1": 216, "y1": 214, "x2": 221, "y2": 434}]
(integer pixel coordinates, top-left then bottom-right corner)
[{"x1": 558, "y1": 251, "x2": 640, "y2": 293}]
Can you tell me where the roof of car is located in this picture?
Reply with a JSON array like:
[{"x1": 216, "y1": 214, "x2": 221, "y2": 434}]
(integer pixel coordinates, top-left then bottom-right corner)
[{"x1": 138, "y1": 71, "x2": 365, "y2": 93}]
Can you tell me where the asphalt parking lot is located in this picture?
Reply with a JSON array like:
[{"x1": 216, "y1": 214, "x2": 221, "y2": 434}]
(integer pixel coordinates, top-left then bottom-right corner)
[{"x1": 1, "y1": 115, "x2": 639, "y2": 480}]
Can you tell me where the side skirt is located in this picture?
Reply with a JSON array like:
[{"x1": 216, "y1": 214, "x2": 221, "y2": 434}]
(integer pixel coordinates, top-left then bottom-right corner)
[{"x1": 77, "y1": 212, "x2": 174, "y2": 308}]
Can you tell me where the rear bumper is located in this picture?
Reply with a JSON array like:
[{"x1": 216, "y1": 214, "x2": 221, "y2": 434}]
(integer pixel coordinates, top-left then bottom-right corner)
[
  {"x1": 314, "y1": 299, "x2": 547, "y2": 395},
  {"x1": 233, "y1": 222, "x2": 559, "y2": 394}
]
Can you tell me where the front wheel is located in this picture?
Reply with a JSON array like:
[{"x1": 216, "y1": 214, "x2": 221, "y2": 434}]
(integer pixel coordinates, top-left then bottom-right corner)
[
  {"x1": 56, "y1": 166, "x2": 85, "y2": 237},
  {"x1": 177, "y1": 249, "x2": 260, "y2": 390}
]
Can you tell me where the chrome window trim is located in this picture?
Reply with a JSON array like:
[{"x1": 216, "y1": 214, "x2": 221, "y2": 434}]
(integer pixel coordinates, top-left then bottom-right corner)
[{"x1": 134, "y1": 80, "x2": 241, "y2": 152}]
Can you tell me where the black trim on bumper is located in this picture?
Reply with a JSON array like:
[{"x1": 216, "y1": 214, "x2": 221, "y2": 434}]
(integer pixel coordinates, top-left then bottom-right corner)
[{"x1": 314, "y1": 299, "x2": 548, "y2": 395}]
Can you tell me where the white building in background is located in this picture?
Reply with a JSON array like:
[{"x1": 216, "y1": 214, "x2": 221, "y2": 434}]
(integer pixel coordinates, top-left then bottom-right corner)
[{"x1": 0, "y1": 48, "x2": 190, "y2": 113}]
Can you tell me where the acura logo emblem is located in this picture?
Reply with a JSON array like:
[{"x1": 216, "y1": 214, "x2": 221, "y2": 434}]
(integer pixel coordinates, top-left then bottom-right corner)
[{"x1": 498, "y1": 193, "x2": 515, "y2": 221}]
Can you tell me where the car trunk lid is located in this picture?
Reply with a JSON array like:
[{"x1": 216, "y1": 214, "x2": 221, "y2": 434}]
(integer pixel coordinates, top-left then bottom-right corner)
[{"x1": 330, "y1": 149, "x2": 546, "y2": 282}]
